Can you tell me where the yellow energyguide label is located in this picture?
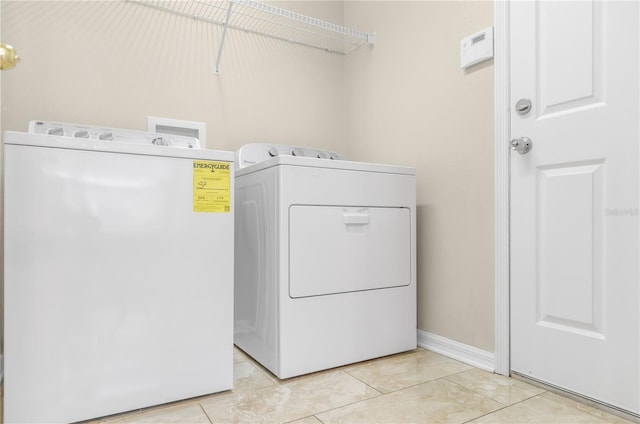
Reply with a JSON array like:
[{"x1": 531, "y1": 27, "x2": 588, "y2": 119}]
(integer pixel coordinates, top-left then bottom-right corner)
[{"x1": 193, "y1": 160, "x2": 231, "y2": 213}]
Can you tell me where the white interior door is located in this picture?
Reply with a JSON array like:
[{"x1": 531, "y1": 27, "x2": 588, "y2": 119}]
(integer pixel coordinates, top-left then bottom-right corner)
[{"x1": 510, "y1": 0, "x2": 639, "y2": 415}]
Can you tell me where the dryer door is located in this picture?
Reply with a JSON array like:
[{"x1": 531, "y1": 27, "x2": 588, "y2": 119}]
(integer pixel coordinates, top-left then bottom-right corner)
[{"x1": 288, "y1": 205, "x2": 412, "y2": 298}]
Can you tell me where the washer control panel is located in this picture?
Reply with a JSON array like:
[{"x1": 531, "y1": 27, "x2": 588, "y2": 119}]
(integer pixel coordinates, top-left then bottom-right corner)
[
  {"x1": 29, "y1": 120, "x2": 201, "y2": 149},
  {"x1": 237, "y1": 143, "x2": 345, "y2": 168}
]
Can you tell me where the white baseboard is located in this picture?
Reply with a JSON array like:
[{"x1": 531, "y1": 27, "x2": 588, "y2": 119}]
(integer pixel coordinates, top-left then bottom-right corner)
[{"x1": 417, "y1": 330, "x2": 495, "y2": 373}]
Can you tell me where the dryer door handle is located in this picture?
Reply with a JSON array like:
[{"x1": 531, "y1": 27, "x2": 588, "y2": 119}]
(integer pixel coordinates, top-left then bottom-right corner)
[{"x1": 343, "y1": 211, "x2": 369, "y2": 225}]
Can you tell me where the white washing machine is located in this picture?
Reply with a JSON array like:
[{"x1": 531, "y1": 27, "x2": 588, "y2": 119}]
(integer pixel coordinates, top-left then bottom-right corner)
[
  {"x1": 234, "y1": 143, "x2": 416, "y2": 379},
  {"x1": 4, "y1": 121, "x2": 234, "y2": 423}
]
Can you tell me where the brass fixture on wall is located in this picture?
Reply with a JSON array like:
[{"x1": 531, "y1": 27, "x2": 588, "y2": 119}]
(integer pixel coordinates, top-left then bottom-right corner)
[{"x1": 0, "y1": 43, "x2": 20, "y2": 70}]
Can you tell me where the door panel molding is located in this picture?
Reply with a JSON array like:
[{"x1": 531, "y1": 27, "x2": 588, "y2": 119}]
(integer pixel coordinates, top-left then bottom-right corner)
[
  {"x1": 536, "y1": 0, "x2": 604, "y2": 118},
  {"x1": 536, "y1": 161, "x2": 605, "y2": 338}
]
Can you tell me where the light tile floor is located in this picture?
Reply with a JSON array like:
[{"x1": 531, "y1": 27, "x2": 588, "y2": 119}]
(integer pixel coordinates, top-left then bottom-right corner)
[{"x1": 82, "y1": 347, "x2": 632, "y2": 424}]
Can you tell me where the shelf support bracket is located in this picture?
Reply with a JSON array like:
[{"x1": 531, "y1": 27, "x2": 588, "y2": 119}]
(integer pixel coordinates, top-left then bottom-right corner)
[{"x1": 215, "y1": 1, "x2": 234, "y2": 74}]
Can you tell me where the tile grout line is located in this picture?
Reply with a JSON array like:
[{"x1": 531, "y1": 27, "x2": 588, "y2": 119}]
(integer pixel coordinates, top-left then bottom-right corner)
[
  {"x1": 443, "y1": 372, "x2": 548, "y2": 407},
  {"x1": 459, "y1": 392, "x2": 551, "y2": 424},
  {"x1": 295, "y1": 370, "x2": 384, "y2": 420},
  {"x1": 313, "y1": 414, "x2": 328, "y2": 424},
  {"x1": 343, "y1": 364, "x2": 474, "y2": 397},
  {"x1": 436, "y1": 374, "x2": 548, "y2": 424},
  {"x1": 199, "y1": 402, "x2": 215, "y2": 424},
  {"x1": 459, "y1": 403, "x2": 510, "y2": 424},
  {"x1": 340, "y1": 368, "x2": 384, "y2": 396},
  {"x1": 282, "y1": 414, "x2": 327, "y2": 424}
]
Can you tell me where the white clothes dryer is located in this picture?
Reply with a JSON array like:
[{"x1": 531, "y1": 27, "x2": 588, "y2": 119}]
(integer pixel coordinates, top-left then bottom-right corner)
[{"x1": 234, "y1": 143, "x2": 416, "y2": 379}]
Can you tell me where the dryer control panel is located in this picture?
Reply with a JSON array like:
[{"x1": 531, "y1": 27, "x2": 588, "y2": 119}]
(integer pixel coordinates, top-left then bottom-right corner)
[
  {"x1": 29, "y1": 120, "x2": 201, "y2": 149},
  {"x1": 236, "y1": 143, "x2": 346, "y2": 169}
]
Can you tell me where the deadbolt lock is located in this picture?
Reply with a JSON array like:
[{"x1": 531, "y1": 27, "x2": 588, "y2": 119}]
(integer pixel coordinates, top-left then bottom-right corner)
[{"x1": 515, "y1": 98, "x2": 532, "y2": 115}]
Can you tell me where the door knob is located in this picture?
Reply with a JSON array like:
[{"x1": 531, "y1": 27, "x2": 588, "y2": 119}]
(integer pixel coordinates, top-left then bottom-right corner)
[
  {"x1": 0, "y1": 43, "x2": 20, "y2": 70},
  {"x1": 511, "y1": 137, "x2": 532, "y2": 154}
]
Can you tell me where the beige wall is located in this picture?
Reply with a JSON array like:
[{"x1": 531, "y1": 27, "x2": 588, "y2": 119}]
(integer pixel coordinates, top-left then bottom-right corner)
[
  {"x1": 2, "y1": 1, "x2": 495, "y2": 353},
  {"x1": 344, "y1": 1, "x2": 495, "y2": 352}
]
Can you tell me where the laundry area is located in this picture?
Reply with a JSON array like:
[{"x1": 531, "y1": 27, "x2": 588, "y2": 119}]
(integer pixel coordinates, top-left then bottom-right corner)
[{"x1": 0, "y1": 1, "x2": 638, "y2": 423}]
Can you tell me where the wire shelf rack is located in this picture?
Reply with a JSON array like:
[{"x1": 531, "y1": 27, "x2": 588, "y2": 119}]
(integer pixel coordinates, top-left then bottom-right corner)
[{"x1": 129, "y1": 0, "x2": 375, "y2": 73}]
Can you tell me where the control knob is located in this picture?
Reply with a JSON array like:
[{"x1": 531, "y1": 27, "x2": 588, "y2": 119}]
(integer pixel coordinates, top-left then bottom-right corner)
[
  {"x1": 152, "y1": 137, "x2": 169, "y2": 146},
  {"x1": 47, "y1": 127, "x2": 64, "y2": 136}
]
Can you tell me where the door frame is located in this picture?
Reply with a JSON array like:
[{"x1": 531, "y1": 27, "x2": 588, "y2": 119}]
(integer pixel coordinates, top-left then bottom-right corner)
[{"x1": 493, "y1": 0, "x2": 510, "y2": 377}]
